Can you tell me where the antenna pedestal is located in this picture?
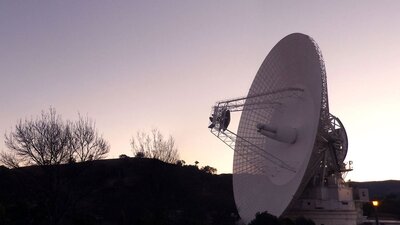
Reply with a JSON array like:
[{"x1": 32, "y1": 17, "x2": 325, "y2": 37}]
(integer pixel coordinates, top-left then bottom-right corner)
[{"x1": 285, "y1": 175, "x2": 366, "y2": 225}]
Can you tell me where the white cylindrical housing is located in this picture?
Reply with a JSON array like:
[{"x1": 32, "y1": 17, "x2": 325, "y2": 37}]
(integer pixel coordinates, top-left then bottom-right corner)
[{"x1": 257, "y1": 123, "x2": 297, "y2": 144}]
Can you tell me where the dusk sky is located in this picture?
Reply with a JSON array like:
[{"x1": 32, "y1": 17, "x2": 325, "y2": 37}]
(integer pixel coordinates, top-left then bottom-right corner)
[{"x1": 1, "y1": 1, "x2": 400, "y2": 181}]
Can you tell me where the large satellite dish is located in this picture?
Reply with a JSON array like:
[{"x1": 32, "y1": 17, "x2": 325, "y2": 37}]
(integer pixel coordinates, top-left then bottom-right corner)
[{"x1": 209, "y1": 33, "x2": 350, "y2": 223}]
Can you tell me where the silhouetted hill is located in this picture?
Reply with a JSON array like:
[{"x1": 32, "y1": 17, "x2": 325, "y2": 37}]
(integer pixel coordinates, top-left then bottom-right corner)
[
  {"x1": 1, "y1": 158, "x2": 400, "y2": 225},
  {"x1": 0, "y1": 158, "x2": 238, "y2": 225},
  {"x1": 350, "y1": 180, "x2": 400, "y2": 199}
]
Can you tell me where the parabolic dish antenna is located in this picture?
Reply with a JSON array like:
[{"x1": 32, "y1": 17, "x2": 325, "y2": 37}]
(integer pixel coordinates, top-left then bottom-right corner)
[{"x1": 209, "y1": 33, "x2": 349, "y2": 223}]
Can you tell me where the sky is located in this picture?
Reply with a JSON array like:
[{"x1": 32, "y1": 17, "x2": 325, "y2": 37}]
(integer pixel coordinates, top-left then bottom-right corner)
[{"x1": 1, "y1": 1, "x2": 400, "y2": 182}]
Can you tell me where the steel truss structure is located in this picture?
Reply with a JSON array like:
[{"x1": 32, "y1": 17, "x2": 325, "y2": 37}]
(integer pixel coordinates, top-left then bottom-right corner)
[{"x1": 209, "y1": 88, "x2": 304, "y2": 173}]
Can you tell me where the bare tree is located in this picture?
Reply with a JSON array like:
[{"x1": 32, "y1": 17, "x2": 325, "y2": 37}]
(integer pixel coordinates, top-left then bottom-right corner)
[
  {"x1": 2, "y1": 107, "x2": 110, "y2": 167},
  {"x1": 4, "y1": 108, "x2": 71, "y2": 166},
  {"x1": 130, "y1": 128, "x2": 179, "y2": 163},
  {"x1": 69, "y1": 115, "x2": 110, "y2": 162},
  {"x1": 0, "y1": 151, "x2": 20, "y2": 168}
]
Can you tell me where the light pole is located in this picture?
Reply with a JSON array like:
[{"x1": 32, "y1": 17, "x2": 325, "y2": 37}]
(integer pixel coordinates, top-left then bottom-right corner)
[{"x1": 372, "y1": 200, "x2": 379, "y2": 225}]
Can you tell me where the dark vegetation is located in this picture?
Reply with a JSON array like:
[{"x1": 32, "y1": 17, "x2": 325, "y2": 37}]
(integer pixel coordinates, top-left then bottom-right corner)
[
  {"x1": 1, "y1": 157, "x2": 400, "y2": 224},
  {"x1": 0, "y1": 158, "x2": 237, "y2": 225},
  {"x1": 0, "y1": 107, "x2": 230, "y2": 224},
  {"x1": 248, "y1": 212, "x2": 315, "y2": 225}
]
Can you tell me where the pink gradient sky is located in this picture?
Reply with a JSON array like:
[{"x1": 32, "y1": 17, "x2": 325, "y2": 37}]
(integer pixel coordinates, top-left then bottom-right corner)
[{"x1": 1, "y1": 1, "x2": 400, "y2": 181}]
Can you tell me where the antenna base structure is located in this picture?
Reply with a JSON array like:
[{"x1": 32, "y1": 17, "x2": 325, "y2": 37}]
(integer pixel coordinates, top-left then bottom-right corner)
[{"x1": 208, "y1": 33, "x2": 365, "y2": 225}]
